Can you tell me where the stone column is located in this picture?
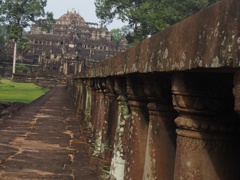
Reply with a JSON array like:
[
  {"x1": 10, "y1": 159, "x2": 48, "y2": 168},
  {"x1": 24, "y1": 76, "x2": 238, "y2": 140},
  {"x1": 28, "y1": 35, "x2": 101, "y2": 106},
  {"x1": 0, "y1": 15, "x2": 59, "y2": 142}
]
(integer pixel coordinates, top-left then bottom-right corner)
[
  {"x1": 88, "y1": 79, "x2": 101, "y2": 154},
  {"x1": 74, "y1": 61, "x2": 78, "y2": 74},
  {"x1": 98, "y1": 78, "x2": 119, "y2": 178},
  {"x1": 86, "y1": 79, "x2": 96, "y2": 146},
  {"x1": 124, "y1": 74, "x2": 149, "y2": 180},
  {"x1": 86, "y1": 78, "x2": 110, "y2": 173},
  {"x1": 172, "y1": 72, "x2": 240, "y2": 180},
  {"x1": 91, "y1": 78, "x2": 106, "y2": 157},
  {"x1": 110, "y1": 77, "x2": 130, "y2": 180},
  {"x1": 77, "y1": 79, "x2": 86, "y2": 119},
  {"x1": 143, "y1": 74, "x2": 177, "y2": 180},
  {"x1": 63, "y1": 62, "x2": 68, "y2": 75},
  {"x1": 100, "y1": 78, "x2": 118, "y2": 160},
  {"x1": 72, "y1": 78, "x2": 85, "y2": 117},
  {"x1": 71, "y1": 78, "x2": 80, "y2": 106},
  {"x1": 80, "y1": 78, "x2": 94, "y2": 143}
]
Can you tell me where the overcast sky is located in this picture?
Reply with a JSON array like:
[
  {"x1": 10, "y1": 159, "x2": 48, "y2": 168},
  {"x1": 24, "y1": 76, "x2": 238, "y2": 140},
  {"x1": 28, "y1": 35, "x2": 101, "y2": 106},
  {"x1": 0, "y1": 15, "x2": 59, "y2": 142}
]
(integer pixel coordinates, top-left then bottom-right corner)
[{"x1": 45, "y1": 0, "x2": 126, "y2": 30}]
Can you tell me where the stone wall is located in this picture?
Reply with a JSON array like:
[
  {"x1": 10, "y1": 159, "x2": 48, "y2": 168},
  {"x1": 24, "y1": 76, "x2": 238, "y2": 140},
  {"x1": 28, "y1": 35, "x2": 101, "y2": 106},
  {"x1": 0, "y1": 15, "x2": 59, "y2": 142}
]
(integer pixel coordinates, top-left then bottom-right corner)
[
  {"x1": 67, "y1": 0, "x2": 240, "y2": 179},
  {"x1": 0, "y1": 62, "x2": 11, "y2": 77},
  {"x1": 13, "y1": 73, "x2": 66, "y2": 87}
]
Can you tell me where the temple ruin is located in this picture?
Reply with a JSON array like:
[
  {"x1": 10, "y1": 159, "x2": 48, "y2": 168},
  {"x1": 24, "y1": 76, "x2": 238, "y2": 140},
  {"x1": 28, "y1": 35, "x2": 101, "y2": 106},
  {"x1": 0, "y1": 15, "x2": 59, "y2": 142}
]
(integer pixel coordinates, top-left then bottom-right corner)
[
  {"x1": 16, "y1": 10, "x2": 127, "y2": 77},
  {"x1": 25, "y1": 10, "x2": 127, "y2": 74}
]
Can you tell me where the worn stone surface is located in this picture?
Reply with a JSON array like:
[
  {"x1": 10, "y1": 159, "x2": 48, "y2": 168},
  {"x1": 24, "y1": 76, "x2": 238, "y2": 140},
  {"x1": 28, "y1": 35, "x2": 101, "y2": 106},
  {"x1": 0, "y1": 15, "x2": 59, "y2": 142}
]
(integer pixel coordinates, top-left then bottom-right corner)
[
  {"x1": 172, "y1": 72, "x2": 240, "y2": 180},
  {"x1": 0, "y1": 86, "x2": 97, "y2": 180},
  {"x1": 65, "y1": 0, "x2": 240, "y2": 179},
  {"x1": 141, "y1": 75, "x2": 177, "y2": 180},
  {"x1": 76, "y1": 0, "x2": 240, "y2": 78},
  {"x1": 68, "y1": 71, "x2": 240, "y2": 180}
]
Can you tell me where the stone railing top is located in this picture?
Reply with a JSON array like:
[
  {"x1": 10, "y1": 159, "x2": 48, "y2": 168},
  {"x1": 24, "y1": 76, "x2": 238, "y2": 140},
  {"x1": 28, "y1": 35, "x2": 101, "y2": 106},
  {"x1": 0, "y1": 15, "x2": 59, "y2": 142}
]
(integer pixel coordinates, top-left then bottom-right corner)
[{"x1": 76, "y1": 0, "x2": 240, "y2": 78}]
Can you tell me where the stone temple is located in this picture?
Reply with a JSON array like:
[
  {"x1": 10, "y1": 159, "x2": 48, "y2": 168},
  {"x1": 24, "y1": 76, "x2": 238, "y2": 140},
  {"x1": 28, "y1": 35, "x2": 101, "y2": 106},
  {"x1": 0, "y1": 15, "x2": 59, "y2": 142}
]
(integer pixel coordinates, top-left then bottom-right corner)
[{"x1": 24, "y1": 10, "x2": 127, "y2": 75}]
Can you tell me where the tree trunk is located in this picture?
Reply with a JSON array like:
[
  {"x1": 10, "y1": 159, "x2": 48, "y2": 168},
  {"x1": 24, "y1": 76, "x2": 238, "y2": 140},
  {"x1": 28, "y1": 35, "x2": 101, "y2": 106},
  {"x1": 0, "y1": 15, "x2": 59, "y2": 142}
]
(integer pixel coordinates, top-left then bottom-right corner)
[{"x1": 12, "y1": 41, "x2": 17, "y2": 78}]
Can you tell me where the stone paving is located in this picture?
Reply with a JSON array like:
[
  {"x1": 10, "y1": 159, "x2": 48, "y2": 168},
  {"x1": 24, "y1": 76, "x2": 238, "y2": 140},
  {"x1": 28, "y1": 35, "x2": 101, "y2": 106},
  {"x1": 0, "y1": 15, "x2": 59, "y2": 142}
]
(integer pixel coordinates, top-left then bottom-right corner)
[{"x1": 0, "y1": 85, "x2": 98, "y2": 180}]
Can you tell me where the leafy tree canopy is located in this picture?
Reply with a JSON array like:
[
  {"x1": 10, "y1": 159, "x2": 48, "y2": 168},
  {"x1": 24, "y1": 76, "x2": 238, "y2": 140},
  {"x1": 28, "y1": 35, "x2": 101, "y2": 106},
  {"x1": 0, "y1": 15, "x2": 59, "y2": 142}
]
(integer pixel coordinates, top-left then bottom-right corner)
[
  {"x1": 18, "y1": 35, "x2": 30, "y2": 56},
  {"x1": 0, "y1": 0, "x2": 55, "y2": 42},
  {"x1": 0, "y1": 0, "x2": 55, "y2": 74},
  {"x1": 95, "y1": 0, "x2": 219, "y2": 45},
  {"x1": 0, "y1": 36, "x2": 5, "y2": 57},
  {"x1": 111, "y1": 28, "x2": 123, "y2": 46},
  {"x1": 0, "y1": 24, "x2": 7, "y2": 57}
]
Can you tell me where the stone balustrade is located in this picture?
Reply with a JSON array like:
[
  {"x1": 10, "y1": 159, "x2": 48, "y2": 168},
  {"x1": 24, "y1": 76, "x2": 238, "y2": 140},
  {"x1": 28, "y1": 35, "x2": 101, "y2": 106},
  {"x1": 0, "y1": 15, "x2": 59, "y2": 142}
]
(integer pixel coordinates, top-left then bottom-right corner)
[{"x1": 67, "y1": 0, "x2": 240, "y2": 179}]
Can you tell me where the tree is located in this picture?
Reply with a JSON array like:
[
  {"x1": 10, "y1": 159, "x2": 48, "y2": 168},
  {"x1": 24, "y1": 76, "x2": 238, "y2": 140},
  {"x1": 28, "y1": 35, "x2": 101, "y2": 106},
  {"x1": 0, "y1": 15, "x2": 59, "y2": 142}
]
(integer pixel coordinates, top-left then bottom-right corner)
[
  {"x1": 95, "y1": 0, "x2": 144, "y2": 43},
  {"x1": 0, "y1": 24, "x2": 7, "y2": 58},
  {"x1": 0, "y1": 35, "x2": 5, "y2": 59},
  {"x1": 0, "y1": 0, "x2": 55, "y2": 76},
  {"x1": 18, "y1": 36, "x2": 30, "y2": 62},
  {"x1": 111, "y1": 28, "x2": 123, "y2": 46},
  {"x1": 95, "y1": 0, "x2": 219, "y2": 45}
]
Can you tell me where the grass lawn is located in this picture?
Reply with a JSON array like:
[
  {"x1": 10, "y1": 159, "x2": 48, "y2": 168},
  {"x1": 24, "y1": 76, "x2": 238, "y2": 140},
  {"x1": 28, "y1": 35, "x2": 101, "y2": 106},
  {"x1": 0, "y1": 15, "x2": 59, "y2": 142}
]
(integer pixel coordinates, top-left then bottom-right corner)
[{"x1": 0, "y1": 79, "x2": 49, "y2": 103}]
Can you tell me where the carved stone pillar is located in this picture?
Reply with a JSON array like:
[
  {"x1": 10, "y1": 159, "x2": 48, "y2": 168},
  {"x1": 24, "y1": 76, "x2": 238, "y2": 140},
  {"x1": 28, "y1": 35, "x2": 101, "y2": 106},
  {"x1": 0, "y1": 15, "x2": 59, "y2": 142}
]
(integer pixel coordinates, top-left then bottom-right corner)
[
  {"x1": 73, "y1": 78, "x2": 82, "y2": 107},
  {"x1": 143, "y1": 74, "x2": 177, "y2": 180},
  {"x1": 101, "y1": 78, "x2": 118, "y2": 159},
  {"x1": 98, "y1": 78, "x2": 119, "y2": 178},
  {"x1": 81, "y1": 79, "x2": 94, "y2": 143},
  {"x1": 172, "y1": 72, "x2": 240, "y2": 180},
  {"x1": 91, "y1": 78, "x2": 107, "y2": 157},
  {"x1": 124, "y1": 75, "x2": 149, "y2": 180},
  {"x1": 86, "y1": 79, "x2": 96, "y2": 146},
  {"x1": 89, "y1": 79, "x2": 104, "y2": 156},
  {"x1": 76, "y1": 79, "x2": 86, "y2": 118},
  {"x1": 109, "y1": 77, "x2": 130, "y2": 180}
]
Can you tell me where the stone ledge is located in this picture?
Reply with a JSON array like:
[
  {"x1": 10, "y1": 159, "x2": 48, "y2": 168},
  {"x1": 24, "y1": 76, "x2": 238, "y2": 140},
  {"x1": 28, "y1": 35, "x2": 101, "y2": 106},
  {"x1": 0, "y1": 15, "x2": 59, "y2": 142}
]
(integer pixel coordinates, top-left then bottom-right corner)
[{"x1": 75, "y1": 0, "x2": 240, "y2": 78}]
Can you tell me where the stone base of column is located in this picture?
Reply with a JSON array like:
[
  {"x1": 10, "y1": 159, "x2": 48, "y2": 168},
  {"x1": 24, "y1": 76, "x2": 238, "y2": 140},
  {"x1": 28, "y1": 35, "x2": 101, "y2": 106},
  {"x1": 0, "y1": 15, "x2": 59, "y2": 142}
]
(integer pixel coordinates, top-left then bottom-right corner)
[
  {"x1": 172, "y1": 72, "x2": 240, "y2": 180},
  {"x1": 143, "y1": 103, "x2": 177, "y2": 180},
  {"x1": 175, "y1": 128, "x2": 240, "y2": 180}
]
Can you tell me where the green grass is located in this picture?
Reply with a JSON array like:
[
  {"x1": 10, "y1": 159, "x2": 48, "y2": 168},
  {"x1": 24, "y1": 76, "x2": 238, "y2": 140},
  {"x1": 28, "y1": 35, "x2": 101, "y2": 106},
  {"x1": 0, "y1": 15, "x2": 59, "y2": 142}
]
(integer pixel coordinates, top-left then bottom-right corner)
[{"x1": 0, "y1": 80, "x2": 49, "y2": 103}]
